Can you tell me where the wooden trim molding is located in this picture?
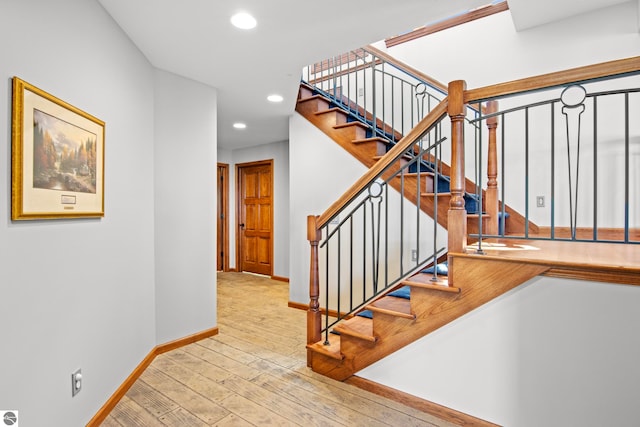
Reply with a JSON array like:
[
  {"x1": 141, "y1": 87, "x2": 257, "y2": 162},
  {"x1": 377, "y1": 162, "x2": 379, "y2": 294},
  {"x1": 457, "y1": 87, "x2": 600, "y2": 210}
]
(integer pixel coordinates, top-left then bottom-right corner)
[
  {"x1": 86, "y1": 326, "x2": 219, "y2": 426},
  {"x1": 86, "y1": 349, "x2": 156, "y2": 427},
  {"x1": 288, "y1": 301, "x2": 308, "y2": 311},
  {"x1": 345, "y1": 376, "x2": 500, "y2": 427},
  {"x1": 217, "y1": 162, "x2": 229, "y2": 272},
  {"x1": 271, "y1": 275, "x2": 290, "y2": 283},
  {"x1": 156, "y1": 326, "x2": 219, "y2": 355},
  {"x1": 385, "y1": 2, "x2": 509, "y2": 48}
]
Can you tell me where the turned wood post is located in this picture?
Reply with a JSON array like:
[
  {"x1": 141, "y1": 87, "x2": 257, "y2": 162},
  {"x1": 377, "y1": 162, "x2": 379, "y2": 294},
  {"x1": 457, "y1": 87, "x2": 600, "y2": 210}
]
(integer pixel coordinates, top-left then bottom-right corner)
[
  {"x1": 307, "y1": 215, "x2": 322, "y2": 366},
  {"x1": 485, "y1": 100, "x2": 500, "y2": 236},
  {"x1": 447, "y1": 80, "x2": 468, "y2": 254}
]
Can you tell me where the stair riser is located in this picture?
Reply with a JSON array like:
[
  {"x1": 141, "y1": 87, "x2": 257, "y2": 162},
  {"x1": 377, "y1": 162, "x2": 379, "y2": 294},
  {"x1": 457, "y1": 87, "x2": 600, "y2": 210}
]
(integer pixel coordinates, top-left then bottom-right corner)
[
  {"x1": 315, "y1": 109, "x2": 348, "y2": 127},
  {"x1": 353, "y1": 140, "x2": 387, "y2": 158},
  {"x1": 310, "y1": 353, "x2": 354, "y2": 381},
  {"x1": 296, "y1": 97, "x2": 330, "y2": 116},
  {"x1": 334, "y1": 124, "x2": 368, "y2": 141}
]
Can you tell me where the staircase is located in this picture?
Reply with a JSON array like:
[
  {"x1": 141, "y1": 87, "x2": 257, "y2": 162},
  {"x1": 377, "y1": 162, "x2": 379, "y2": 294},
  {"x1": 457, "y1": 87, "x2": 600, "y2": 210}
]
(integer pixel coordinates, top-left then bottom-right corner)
[
  {"x1": 306, "y1": 257, "x2": 547, "y2": 381},
  {"x1": 300, "y1": 51, "x2": 640, "y2": 382},
  {"x1": 296, "y1": 79, "x2": 543, "y2": 381}
]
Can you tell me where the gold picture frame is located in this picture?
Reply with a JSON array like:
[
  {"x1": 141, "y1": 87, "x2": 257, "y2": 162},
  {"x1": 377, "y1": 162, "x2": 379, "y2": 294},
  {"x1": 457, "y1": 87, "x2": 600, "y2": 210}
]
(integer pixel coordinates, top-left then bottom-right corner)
[{"x1": 11, "y1": 77, "x2": 105, "y2": 220}]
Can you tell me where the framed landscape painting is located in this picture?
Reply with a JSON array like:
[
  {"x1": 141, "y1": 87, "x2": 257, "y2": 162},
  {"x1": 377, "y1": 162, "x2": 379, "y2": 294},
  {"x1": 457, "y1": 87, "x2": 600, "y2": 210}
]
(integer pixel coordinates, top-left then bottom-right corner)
[{"x1": 11, "y1": 77, "x2": 105, "y2": 220}]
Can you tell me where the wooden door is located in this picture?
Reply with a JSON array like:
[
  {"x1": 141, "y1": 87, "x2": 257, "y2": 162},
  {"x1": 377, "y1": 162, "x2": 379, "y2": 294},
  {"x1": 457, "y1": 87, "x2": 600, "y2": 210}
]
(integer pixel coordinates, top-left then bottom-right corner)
[
  {"x1": 217, "y1": 163, "x2": 229, "y2": 271},
  {"x1": 237, "y1": 160, "x2": 273, "y2": 276}
]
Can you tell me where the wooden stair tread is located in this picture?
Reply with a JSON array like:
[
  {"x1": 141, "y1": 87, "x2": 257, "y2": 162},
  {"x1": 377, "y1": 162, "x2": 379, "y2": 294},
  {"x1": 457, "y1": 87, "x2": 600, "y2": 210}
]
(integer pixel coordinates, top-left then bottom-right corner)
[
  {"x1": 306, "y1": 334, "x2": 344, "y2": 360},
  {"x1": 333, "y1": 316, "x2": 376, "y2": 342},
  {"x1": 402, "y1": 277, "x2": 460, "y2": 294},
  {"x1": 334, "y1": 121, "x2": 369, "y2": 130},
  {"x1": 352, "y1": 137, "x2": 388, "y2": 144},
  {"x1": 421, "y1": 192, "x2": 451, "y2": 197},
  {"x1": 403, "y1": 171, "x2": 435, "y2": 177},
  {"x1": 467, "y1": 213, "x2": 491, "y2": 219},
  {"x1": 373, "y1": 153, "x2": 412, "y2": 161},
  {"x1": 366, "y1": 296, "x2": 415, "y2": 319}
]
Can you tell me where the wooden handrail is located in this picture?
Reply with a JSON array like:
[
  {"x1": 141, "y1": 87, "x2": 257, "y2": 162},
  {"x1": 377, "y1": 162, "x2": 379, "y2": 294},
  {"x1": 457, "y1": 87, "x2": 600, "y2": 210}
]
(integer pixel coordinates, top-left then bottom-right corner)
[
  {"x1": 385, "y1": 2, "x2": 510, "y2": 48},
  {"x1": 316, "y1": 99, "x2": 449, "y2": 229},
  {"x1": 365, "y1": 45, "x2": 449, "y2": 95},
  {"x1": 365, "y1": 45, "x2": 484, "y2": 115},
  {"x1": 465, "y1": 56, "x2": 640, "y2": 103}
]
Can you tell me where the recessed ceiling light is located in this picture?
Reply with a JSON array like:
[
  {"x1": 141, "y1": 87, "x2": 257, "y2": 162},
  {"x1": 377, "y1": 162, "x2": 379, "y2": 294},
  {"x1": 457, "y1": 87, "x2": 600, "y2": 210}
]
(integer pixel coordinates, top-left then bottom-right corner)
[
  {"x1": 267, "y1": 94, "x2": 284, "y2": 103},
  {"x1": 230, "y1": 12, "x2": 256, "y2": 30},
  {"x1": 233, "y1": 122, "x2": 247, "y2": 129}
]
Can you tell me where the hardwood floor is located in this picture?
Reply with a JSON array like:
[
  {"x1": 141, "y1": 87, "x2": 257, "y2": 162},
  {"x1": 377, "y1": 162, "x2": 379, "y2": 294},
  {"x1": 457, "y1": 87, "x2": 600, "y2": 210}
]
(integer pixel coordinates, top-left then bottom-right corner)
[{"x1": 101, "y1": 272, "x2": 454, "y2": 426}]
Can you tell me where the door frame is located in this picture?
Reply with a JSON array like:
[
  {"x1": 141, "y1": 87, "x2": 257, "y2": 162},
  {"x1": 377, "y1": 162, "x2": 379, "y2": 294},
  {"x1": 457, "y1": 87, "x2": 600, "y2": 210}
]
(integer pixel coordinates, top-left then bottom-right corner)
[
  {"x1": 217, "y1": 163, "x2": 229, "y2": 272},
  {"x1": 235, "y1": 159, "x2": 274, "y2": 276}
]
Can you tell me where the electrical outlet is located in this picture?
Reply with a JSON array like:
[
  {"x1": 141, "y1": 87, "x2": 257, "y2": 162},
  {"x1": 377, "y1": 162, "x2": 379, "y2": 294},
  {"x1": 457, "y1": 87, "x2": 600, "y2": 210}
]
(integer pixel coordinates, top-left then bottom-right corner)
[
  {"x1": 411, "y1": 249, "x2": 417, "y2": 261},
  {"x1": 71, "y1": 369, "x2": 82, "y2": 397},
  {"x1": 536, "y1": 196, "x2": 545, "y2": 207}
]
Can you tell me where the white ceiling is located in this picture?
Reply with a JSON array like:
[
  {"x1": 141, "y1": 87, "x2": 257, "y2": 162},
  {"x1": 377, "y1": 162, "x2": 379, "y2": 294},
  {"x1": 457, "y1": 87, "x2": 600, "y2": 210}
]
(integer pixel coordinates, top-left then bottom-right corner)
[
  {"x1": 508, "y1": 0, "x2": 631, "y2": 30},
  {"x1": 97, "y1": 0, "x2": 632, "y2": 150}
]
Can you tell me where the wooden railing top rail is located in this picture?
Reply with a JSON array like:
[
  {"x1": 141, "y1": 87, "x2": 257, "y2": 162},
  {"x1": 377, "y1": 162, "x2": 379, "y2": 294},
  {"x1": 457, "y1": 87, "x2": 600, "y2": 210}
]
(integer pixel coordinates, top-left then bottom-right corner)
[
  {"x1": 316, "y1": 99, "x2": 449, "y2": 229},
  {"x1": 465, "y1": 56, "x2": 640, "y2": 103},
  {"x1": 365, "y1": 45, "x2": 449, "y2": 95}
]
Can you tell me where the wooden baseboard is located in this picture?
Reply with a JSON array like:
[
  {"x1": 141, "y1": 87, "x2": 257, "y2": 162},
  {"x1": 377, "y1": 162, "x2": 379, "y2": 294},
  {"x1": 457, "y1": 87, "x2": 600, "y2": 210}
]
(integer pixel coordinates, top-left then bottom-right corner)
[
  {"x1": 86, "y1": 326, "x2": 219, "y2": 426},
  {"x1": 271, "y1": 275, "x2": 290, "y2": 283},
  {"x1": 288, "y1": 301, "x2": 308, "y2": 311},
  {"x1": 345, "y1": 375, "x2": 500, "y2": 427},
  {"x1": 156, "y1": 326, "x2": 219, "y2": 355}
]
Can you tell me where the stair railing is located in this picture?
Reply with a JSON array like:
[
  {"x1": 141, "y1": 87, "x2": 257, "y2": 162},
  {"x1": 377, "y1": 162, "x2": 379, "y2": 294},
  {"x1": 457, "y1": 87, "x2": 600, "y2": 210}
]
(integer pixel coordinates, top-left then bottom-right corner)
[
  {"x1": 302, "y1": 45, "x2": 448, "y2": 144},
  {"x1": 307, "y1": 55, "x2": 640, "y2": 355},
  {"x1": 307, "y1": 102, "x2": 451, "y2": 352},
  {"x1": 463, "y1": 56, "x2": 640, "y2": 248}
]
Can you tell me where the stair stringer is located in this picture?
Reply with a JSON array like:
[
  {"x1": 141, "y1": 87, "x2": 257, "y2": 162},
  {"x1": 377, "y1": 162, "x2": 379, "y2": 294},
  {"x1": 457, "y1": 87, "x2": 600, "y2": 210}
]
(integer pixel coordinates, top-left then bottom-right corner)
[{"x1": 308, "y1": 257, "x2": 549, "y2": 381}]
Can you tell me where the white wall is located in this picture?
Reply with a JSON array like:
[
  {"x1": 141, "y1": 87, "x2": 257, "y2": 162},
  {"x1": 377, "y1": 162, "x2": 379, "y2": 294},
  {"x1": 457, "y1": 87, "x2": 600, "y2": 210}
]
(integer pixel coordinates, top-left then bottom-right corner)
[
  {"x1": 358, "y1": 277, "x2": 640, "y2": 426},
  {"x1": 289, "y1": 113, "x2": 370, "y2": 303},
  {"x1": 0, "y1": 1, "x2": 219, "y2": 424},
  {"x1": 357, "y1": 4, "x2": 640, "y2": 425},
  {"x1": 0, "y1": 1, "x2": 156, "y2": 425},
  {"x1": 222, "y1": 140, "x2": 290, "y2": 278},
  {"x1": 154, "y1": 69, "x2": 217, "y2": 344}
]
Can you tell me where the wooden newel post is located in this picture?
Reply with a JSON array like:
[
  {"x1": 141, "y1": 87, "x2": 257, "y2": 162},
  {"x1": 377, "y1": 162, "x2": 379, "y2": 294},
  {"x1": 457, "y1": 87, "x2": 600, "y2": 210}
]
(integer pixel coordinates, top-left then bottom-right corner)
[
  {"x1": 447, "y1": 80, "x2": 468, "y2": 255},
  {"x1": 307, "y1": 215, "x2": 322, "y2": 366},
  {"x1": 485, "y1": 100, "x2": 500, "y2": 236}
]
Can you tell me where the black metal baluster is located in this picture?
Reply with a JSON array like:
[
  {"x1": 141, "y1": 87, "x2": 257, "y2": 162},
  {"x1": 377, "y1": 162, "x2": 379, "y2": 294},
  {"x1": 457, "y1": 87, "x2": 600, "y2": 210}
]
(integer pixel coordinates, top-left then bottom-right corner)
[
  {"x1": 476, "y1": 105, "x2": 484, "y2": 254},
  {"x1": 337, "y1": 224, "x2": 341, "y2": 323},
  {"x1": 349, "y1": 216, "x2": 353, "y2": 312},
  {"x1": 625, "y1": 92, "x2": 630, "y2": 242},
  {"x1": 551, "y1": 103, "x2": 555, "y2": 239},
  {"x1": 324, "y1": 238, "x2": 330, "y2": 345},
  {"x1": 593, "y1": 96, "x2": 598, "y2": 241},
  {"x1": 525, "y1": 107, "x2": 530, "y2": 238}
]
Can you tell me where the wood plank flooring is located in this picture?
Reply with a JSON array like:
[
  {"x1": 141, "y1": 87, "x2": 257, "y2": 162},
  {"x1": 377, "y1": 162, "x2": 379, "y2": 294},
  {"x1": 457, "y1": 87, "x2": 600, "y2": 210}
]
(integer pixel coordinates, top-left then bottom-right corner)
[{"x1": 101, "y1": 272, "x2": 455, "y2": 426}]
